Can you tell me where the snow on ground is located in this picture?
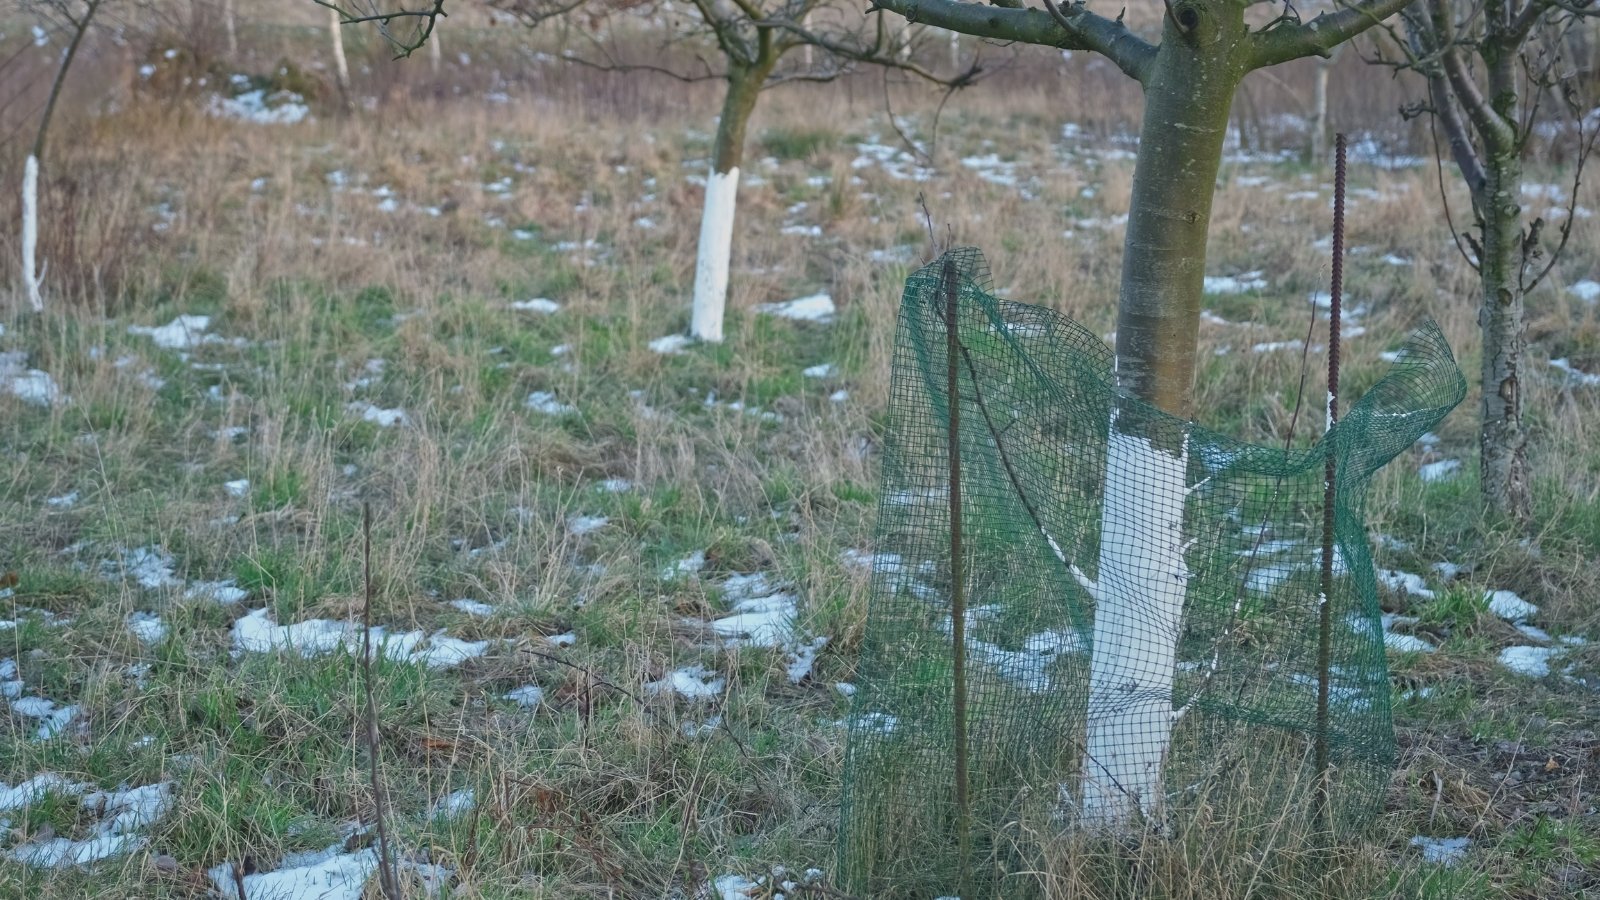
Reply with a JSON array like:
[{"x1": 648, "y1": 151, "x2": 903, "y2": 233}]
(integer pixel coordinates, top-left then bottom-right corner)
[
  {"x1": 8, "y1": 782, "x2": 172, "y2": 868},
  {"x1": 525, "y1": 391, "x2": 576, "y2": 415},
  {"x1": 449, "y1": 598, "x2": 495, "y2": 617},
  {"x1": 1203, "y1": 272, "x2": 1268, "y2": 294},
  {"x1": 646, "y1": 665, "x2": 726, "y2": 700},
  {"x1": 1377, "y1": 569, "x2": 1435, "y2": 599},
  {"x1": 1499, "y1": 645, "x2": 1558, "y2": 677},
  {"x1": 126, "y1": 314, "x2": 213, "y2": 350},
  {"x1": 1486, "y1": 590, "x2": 1538, "y2": 622},
  {"x1": 802, "y1": 363, "x2": 835, "y2": 378},
  {"x1": 431, "y1": 789, "x2": 475, "y2": 820},
  {"x1": 1410, "y1": 835, "x2": 1471, "y2": 866},
  {"x1": 1419, "y1": 459, "x2": 1461, "y2": 483},
  {"x1": 210, "y1": 846, "x2": 376, "y2": 900},
  {"x1": 207, "y1": 89, "x2": 311, "y2": 125},
  {"x1": 509, "y1": 298, "x2": 560, "y2": 313},
  {"x1": 648, "y1": 334, "x2": 692, "y2": 354},
  {"x1": 757, "y1": 293, "x2": 835, "y2": 323},
  {"x1": 568, "y1": 515, "x2": 609, "y2": 536},
  {"x1": 1549, "y1": 358, "x2": 1600, "y2": 387},
  {"x1": 347, "y1": 403, "x2": 409, "y2": 427},
  {"x1": 230, "y1": 609, "x2": 491, "y2": 669},
  {"x1": 1, "y1": 349, "x2": 63, "y2": 406},
  {"x1": 1569, "y1": 280, "x2": 1600, "y2": 303},
  {"x1": 505, "y1": 684, "x2": 544, "y2": 707}
]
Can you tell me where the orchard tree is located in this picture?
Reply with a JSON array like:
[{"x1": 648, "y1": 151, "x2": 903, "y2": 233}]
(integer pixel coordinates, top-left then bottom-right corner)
[
  {"x1": 17, "y1": 0, "x2": 104, "y2": 313},
  {"x1": 1386, "y1": 0, "x2": 1598, "y2": 519},
  {"x1": 498, "y1": 0, "x2": 974, "y2": 343},
  {"x1": 870, "y1": 0, "x2": 1425, "y2": 833}
]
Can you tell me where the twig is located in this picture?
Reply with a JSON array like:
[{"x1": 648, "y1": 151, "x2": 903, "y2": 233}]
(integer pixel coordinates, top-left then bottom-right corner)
[{"x1": 362, "y1": 503, "x2": 402, "y2": 899}]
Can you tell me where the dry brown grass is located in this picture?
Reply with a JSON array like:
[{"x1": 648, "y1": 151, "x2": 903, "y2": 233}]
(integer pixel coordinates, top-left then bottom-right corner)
[{"x1": 0, "y1": 13, "x2": 1598, "y2": 899}]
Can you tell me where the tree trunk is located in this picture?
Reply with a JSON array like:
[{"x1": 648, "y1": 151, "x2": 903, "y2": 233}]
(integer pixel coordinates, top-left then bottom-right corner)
[
  {"x1": 949, "y1": 30, "x2": 961, "y2": 73},
  {"x1": 690, "y1": 64, "x2": 767, "y2": 343},
  {"x1": 428, "y1": 23, "x2": 441, "y2": 75},
  {"x1": 1310, "y1": 53, "x2": 1333, "y2": 164},
  {"x1": 329, "y1": 6, "x2": 352, "y2": 110},
  {"x1": 224, "y1": 0, "x2": 237, "y2": 56},
  {"x1": 1477, "y1": 104, "x2": 1530, "y2": 517},
  {"x1": 21, "y1": 155, "x2": 41, "y2": 313},
  {"x1": 1075, "y1": 9, "x2": 1248, "y2": 832}
]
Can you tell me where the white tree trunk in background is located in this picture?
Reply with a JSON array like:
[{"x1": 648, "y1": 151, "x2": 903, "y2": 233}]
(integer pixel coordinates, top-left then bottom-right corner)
[
  {"x1": 690, "y1": 168, "x2": 740, "y2": 343},
  {"x1": 949, "y1": 30, "x2": 960, "y2": 73},
  {"x1": 329, "y1": 6, "x2": 351, "y2": 105},
  {"x1": 428, "y1": 24, "x2": 441, "y2": 74},
  {"x1": 224, "y1": 0, "x2": 237, "y2": 56},
  {"x1": 1310, "y1": 54, "x2": 1333, "y2": 164},
  {"x1": 1070, "y1": 413, "x2": 1190, "y2": 831},
  {"x1": 22, "y1": 154, "x2": 43, "y2": 312}
]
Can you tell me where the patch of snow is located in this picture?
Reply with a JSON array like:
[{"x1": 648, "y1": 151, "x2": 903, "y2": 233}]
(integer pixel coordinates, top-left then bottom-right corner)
[
  {"x1": 127, "y1": 315, "x2": 211, "y2": 350},
  {"x1": 128, "y1": 612, "x2": 167, "y2": 643},
  {"x1": 0, "y1": 773, "x2": 85, "y2": 811},
  {"x1": 207, "y1": 89, "x2": 310, "y2": 125},
  {"x1": 525, "y1": 391, "x2": 576, "y2": 415},
  {"x1": 1409, "y1": 835, "x2": 1471, "y2": 866},
  {"x1": 757, "y1": 293, "x2": 835, "y2": 323},
  {"x1": 1384, "y1": 632, "x2": 1436, "y2": 653},
  {"x1": 649, "y1": 334, "x2": 692, "y2": 354},
  {"x1": 1549, "y1": 357, "x2": 1600, "y2": 387},
  {"x1": 510, "y1": 298, "x2": 560, "y2": 313},
  {"x1": 347, "y1": 403, "x2": 408, "y2": 427},
  {"x1": 568, "y1": 515, "x2": 609, "y2": 536},
  {"x1": 802, "y1": 363, "x2": 835, "y2": 378},
  {"x1": 450, "y1": 598, "x2": 495, "y2": 617},
  {"x1": 1485, "y1": 590, "x2": 1537, "y2": 622},
  {"x1": 210, "y1": 848, "x2": 376, "y2": 900},
  {"x1": 431, "y1": 789, "x2": 475, "y2": 820},
  {"x1": 646, "y1": 665, "x2": 725, "y2": 700},
  {"x1": 1420, "y1": 459, "x2": 1461, "y2": 483},
  {"x1": 1203, "y1": 272, "x2": 1268, "y2": 294},
  {"x1": 224, "y1": 478, "x2": 250, "y2": 498},
  {"x1": 711, "y1": 592, "x2": 797, "y2": 648},
  {"x1": 1499, "y1": 645, "x2": 1557, "y2": 677},
  {"x1": 1376, "y1": 569, "x2": 1435, "y2": 599},
  {"x1": 714, "y1": 874, "x2": 761, "y2": 899},
  {"x1": 599, "y1": 478, "x2": 632, "y2": 493},
  {"x1": 661, "y1": 550, "x2": 707, "y2": 580},
  {"x1": 186, "y1": 580, "x2": 248, "y2": 604},
  {"x1": 45, "y1": 492, "x2": 78, "y2": 508},
  {"x1": 785, "y1": 636, "x2": 829, "y2": 683},
  {"x1": 1568, "y1": 280, "x2": 1600, "y2": 303},
  {"x1": 505, "y1": 684, "x2": 543, "y2": 707},
  {"x1": 546, "y1": 632, "x2": 576, "y2": 647}
]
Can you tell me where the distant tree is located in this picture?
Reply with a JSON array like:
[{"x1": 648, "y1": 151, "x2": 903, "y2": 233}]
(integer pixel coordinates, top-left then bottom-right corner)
[
  {"x1": 1377, "y1": 0, "x2": 1599, "y2": 519},
  {"x1": 495, "y1": 0, "x2": 975, "y2": 343},
  {"x1": 871, "y1": 0, "x2": 1431, "y2": 834},
  {"x1": 17, "y1": 0, "x2": 104, "y2": 313}
]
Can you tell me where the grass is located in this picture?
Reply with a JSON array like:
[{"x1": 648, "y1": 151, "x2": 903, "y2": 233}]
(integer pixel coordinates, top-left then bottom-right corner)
[{"x1": 1, "y1": 7, "x2": 1599, "y2": 899}]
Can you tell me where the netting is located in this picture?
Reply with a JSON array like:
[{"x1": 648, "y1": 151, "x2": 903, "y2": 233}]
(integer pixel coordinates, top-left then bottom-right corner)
[{"x1": 837, "y1": 249, "x2": 1466, "y2": 898}]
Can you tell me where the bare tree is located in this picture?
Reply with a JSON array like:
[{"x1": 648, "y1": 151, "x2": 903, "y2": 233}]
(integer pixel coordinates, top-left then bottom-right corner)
[
  {"x1": 871, "y1": 0, "x2": 1423, "y2": 834},
  {"x1": 19, "y1": 0, "x2": 104, "y2": 313},
  {"x1": 329, "y1": 3, "x2": 354, "y2": 108},
  {"x1": 1377, "y1": 0, "x2": 1599, "y2": 520},
  {"x1": 499, "y1": 0, "x2": 974, "y2": 344},
  {"x1": 315, "y1": 0, "x2": 448, "y2": 57}
]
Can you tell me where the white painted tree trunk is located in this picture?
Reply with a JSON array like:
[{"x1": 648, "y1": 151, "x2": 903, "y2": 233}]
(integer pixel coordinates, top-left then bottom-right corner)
[
  {"x1": 329, "y1": 6, "x2": 351, "y2": 105},
  {"x1": 1310, "y1": 55, "x2": 1332, "y2": 165},
  {"x1": 22, "y1": 154, "x2": 43, "y2": 313},
  {"x1": 690, "y1": 168, "x2": 740, "y2": 343},
  {"x1": 428, "y1": 24, "x2": 441, "y2": 74},
  {"x1": 1069, "y1": 413, "x2": 1190, "y2": 831}
]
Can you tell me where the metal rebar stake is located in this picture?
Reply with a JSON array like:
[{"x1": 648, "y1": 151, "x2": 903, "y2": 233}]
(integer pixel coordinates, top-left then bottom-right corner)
[{"x1": 1315, "y1": 133, "x2": 1347, "y2": 825}]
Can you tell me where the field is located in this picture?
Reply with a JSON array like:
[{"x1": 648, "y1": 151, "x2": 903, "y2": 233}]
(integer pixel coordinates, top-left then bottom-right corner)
[{"x1": 2, "y1": 8, "x2": 1600, "y2": 899}]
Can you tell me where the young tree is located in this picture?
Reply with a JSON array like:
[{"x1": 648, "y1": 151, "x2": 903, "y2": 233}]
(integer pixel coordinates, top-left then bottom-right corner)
[
  {"x1": 1388, "y1": 0, "x2": 1598, "y2": 520},
  {"x1": 19, "y1": 0, "x2": 103, "y2": 313},
  {"x1": 329, "y1": 3, "x2": 354, "y2": 108},
  {"x1": 871, "y1": 0, "x2": 1419, "y2": 833},
  {"x1": 499, "y1": 1, "x2": 969, "y2": 343}
]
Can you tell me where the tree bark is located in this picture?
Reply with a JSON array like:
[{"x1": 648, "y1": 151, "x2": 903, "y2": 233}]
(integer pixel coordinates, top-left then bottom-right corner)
[
  {"x1": 1477, "y1": 41, "x2": 1530, "y2": 518},
  {"x1": 428, "y1": 21, "x2": 441, "y2": 74},
  {"x1": 1310, "y1": 52, "x2": 1334, "y2": 164},
  {"x1": 1075, "y1": 6, "x2": 1249, "y2": 832},
  {"x1": 690, "y1": 63, "x2": 769, "y2": 343},
  {"x1": 329, "y1": 6, "x2": 352, "y2": 110},
  {"x1": 224, "y1": 0, "x2": 237, "y2": 56}
]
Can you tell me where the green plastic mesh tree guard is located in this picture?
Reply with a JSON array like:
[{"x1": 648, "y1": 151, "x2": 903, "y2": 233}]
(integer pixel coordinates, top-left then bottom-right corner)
[{"x1": 838, "y1": 249, "x2": 1466, "y2": 898}]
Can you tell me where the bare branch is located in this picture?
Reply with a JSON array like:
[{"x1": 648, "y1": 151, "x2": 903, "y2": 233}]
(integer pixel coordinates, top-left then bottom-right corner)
[
  {"x1": 1251, "y1": 0, "x2": 1418, "y2": 69},
  {"x1": 314, "y1": 0, "x2": 448, "y2": 58},
  {"x1": 868, "y1": 0, "x2": 1156, "y2": 82}
]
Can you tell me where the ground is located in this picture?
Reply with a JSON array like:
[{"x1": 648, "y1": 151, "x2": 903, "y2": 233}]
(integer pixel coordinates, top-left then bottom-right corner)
[{"x1": 1, "y1": 10, "x2": 1599, "y2": 900}]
